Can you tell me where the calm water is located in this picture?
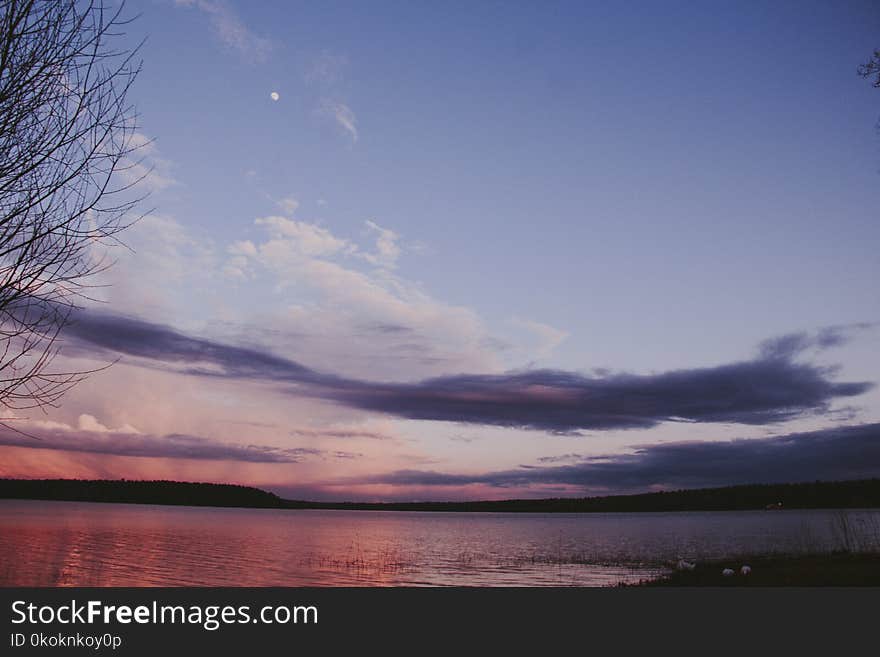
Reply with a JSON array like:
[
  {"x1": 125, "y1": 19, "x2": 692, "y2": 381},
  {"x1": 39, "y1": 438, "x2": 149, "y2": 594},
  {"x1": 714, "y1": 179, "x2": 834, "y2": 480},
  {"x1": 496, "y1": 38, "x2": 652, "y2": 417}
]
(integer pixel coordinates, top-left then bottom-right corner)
[{"x1": 1, "y1": 500, "x2": 878, "y2": 586}]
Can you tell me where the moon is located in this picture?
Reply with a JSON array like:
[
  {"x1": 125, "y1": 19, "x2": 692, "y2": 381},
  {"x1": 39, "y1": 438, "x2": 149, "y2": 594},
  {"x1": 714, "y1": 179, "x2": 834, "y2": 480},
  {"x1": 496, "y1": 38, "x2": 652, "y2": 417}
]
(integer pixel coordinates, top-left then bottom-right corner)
[{"x1": 270, "y1": 91, "x2": 279, "y2": 101}]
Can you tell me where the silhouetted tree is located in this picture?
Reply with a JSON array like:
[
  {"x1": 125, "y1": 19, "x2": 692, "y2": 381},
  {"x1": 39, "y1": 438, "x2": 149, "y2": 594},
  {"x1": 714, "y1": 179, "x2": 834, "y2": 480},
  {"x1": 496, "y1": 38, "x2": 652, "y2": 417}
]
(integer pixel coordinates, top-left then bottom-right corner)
[
  {"x1": 858, "y1": 49, "x2": 880, "y2": 88},
  {"x1": 0, "y1": 1, "x2": 143, "y2": 414}
]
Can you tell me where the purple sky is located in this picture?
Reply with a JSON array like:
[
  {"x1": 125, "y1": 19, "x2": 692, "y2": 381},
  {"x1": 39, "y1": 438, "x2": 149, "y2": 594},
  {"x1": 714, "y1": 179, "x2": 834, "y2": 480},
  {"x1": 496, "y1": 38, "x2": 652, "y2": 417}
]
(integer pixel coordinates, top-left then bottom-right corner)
[{"x1": 3, "y1": 0, "x2": 879, "y2": 500}]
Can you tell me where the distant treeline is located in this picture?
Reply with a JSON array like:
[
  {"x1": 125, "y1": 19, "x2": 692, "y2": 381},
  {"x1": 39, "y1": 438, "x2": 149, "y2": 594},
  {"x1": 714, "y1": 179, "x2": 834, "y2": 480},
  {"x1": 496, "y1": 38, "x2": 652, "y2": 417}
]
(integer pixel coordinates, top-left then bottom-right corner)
[
  {"x1": 282, "y1": 479, "x2": 880, "y2": 512},
  {"x1": 0, "y1": 479, "x2": 283, "y2": 509},
  {"x1": 1, "y1": 478, "x2": 880, "y2": 512}
]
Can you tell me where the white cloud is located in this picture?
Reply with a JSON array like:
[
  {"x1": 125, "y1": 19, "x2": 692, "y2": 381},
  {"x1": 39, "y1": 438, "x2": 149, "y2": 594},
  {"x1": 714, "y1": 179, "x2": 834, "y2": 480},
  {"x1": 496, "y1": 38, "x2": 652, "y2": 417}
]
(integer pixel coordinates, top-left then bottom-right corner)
[
  {"x1": 224, "y1": 241, "x2": 258, "y2": 279},
  {"x1": 175, "y1": 0, "x2": 272, "y2": 62},
  {"x1": 116, "y1": 132, "x2": 176, "y2": 192},
  {"x1": 277, "y1": 197, "x2": 300, "y2": 215},
  {"x1": 223, "y1": 255, "x2": 251, "y2": 280},
  {"x1": 217, "y1": 215, "x2": 498, "y2": 379},
  {"x1": 78, "y1": 414, "x2": 110, "y2": 433},
  {"x1": 228, "y1": 240, "x2": 257, "y2": 257},
  {"x1": 95, "y1": 208, "x2": 525, "y2": 384},
  {"x1": 24, "y1": 414, "x2": 141, "y2": 436},
  {"x1": 94, "y1": 213, "x2": 220, "y2": 319},
  {"x1": 361, "y1": 220, "x2": 401, "y2": 269},
  {"x1": 254, "y1": 216, "x2": 355, "y2": 257}
]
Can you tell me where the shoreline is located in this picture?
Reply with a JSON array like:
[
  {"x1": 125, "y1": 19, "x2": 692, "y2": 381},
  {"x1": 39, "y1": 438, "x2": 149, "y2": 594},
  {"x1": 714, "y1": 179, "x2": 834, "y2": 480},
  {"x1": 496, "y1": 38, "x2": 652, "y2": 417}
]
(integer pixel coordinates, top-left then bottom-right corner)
[
  {"x1": 5, "y1": 496, "x2": 880, "y2": 518},
  {"x1": 2, "y1": 477, "x2": 880, "y2": 513},
  {"x1": 632, "y1": 552, "x2": 880, "y2": 586}
]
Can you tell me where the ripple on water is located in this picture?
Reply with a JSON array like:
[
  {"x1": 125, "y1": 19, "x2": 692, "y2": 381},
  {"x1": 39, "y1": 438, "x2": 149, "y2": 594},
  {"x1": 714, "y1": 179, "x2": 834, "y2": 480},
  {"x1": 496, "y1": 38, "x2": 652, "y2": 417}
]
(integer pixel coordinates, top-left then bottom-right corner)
[{"x1": 1, "y1": 501, "x2": 877, "y2": 586}]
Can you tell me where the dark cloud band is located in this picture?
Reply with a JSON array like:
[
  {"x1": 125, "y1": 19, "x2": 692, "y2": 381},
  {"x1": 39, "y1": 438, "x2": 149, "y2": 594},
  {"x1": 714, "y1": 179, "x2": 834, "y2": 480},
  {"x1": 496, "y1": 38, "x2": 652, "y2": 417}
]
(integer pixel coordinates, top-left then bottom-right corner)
[
  {"x1": 331, "y1": 361, "x2": 870, "y2": 432},
  {"x1": 357, "y1": 422, "x2": 880, "y2": 492},
  {"x1": 0, "y1": 426, "x2": 321, "y2": 463},
  {"x1": 61, "y1": 308, "x2": 874, "y2": 433}
]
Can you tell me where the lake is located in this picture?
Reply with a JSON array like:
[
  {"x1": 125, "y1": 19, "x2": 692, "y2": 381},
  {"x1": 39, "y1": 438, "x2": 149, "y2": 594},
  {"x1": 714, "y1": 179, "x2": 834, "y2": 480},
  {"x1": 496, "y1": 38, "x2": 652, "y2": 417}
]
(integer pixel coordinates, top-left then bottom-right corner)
[{"x1": 1, "y1": 500, "x2": 878, "y2": 586}]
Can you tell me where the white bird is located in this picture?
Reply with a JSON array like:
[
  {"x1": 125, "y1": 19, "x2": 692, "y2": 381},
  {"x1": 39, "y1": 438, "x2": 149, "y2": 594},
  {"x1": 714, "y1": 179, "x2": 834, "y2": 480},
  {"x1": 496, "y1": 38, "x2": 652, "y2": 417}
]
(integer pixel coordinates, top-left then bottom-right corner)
[
  {"x1": 740, "y1": 565, "x2": 751, "y2": 575},
  {"x1": 677, "y1": 559, "x2": 696, "y2": 571},
  {"x1": 722, "y1": 568, "x2": 735, "y2": 577}
]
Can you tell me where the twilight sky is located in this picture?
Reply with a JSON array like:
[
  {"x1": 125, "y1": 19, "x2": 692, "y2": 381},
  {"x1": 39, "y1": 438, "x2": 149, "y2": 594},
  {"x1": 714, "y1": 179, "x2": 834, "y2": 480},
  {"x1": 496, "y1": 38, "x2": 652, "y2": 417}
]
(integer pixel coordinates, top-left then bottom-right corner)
[{"x1": 2, "y1": 0, "x2": 879, "y2": 501}]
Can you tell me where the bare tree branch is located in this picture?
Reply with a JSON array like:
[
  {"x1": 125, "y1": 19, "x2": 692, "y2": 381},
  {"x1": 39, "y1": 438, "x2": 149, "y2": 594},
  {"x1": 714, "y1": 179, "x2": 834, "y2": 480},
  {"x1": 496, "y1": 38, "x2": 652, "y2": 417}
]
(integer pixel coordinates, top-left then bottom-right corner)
[
  {"x1": 858, "y1": 48, "x2": 880, "y2": 88},
  {"x1": 0, "y1": 0, "x2": 143, "y2": 411}
]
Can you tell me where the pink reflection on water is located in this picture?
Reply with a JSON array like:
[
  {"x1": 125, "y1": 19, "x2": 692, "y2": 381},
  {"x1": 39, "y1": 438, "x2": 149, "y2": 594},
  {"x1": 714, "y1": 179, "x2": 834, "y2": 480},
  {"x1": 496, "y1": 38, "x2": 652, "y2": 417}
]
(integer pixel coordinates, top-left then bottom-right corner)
[
  {"x1": 6, "y1": 500, "x2": 867, "y2": 586},
  {"x1": 0, "y1": 501, "x2": 663, "y2": 586}
]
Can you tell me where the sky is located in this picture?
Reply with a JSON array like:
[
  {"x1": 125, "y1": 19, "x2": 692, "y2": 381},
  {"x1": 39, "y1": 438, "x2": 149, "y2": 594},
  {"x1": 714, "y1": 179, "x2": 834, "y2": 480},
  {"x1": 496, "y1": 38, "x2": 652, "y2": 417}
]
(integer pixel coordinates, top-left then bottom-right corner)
[{"x1": 2, "y1": 0, "x2": 879, "y2": 501}]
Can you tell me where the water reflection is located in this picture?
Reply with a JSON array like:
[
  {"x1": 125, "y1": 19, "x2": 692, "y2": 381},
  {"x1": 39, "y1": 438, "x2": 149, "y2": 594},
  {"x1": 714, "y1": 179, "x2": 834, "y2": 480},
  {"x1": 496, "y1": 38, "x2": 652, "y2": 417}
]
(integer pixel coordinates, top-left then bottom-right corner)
[{"x1": 1, "y1": 500, "x2": 877, "y2": 586}]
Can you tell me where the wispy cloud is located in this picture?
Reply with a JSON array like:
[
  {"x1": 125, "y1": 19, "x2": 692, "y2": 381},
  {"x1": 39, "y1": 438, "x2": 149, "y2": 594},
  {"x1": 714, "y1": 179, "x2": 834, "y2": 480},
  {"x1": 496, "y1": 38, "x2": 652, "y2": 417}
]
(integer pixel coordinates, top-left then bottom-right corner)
[
  {"x1": 175, "y1": 0, "x2": 272, "y2": 62},
  {"x1": 359, "y1": 322, "x2": 414, "y2": 336},
  {"x1": 276, "y1": 197, "x2": 300, "y2": 216},
  {"x1": 0, "y1": 424, "x2": 317, "y2": 463},
  {"x1": 758, "y1": 323, "x2": 877, "y2": 360},
  {"x1": 536, "y1": 453, "x2": 584, "y2": 464},
  {"x1": 511, "y1": 317, "x2": 569, "y2": 359},
  {"x1": 289, "y1": 427, "x2": 394, "y2": 441},
  {"x1": 319, "y1": 99, "x2": 358, "y2": 142},
  {"x1": 303, "y1": 50, "x2": 359, "y2": 142},
  {"x1": 304, "y1": 51, "x2": 348, "y2": 87}
]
